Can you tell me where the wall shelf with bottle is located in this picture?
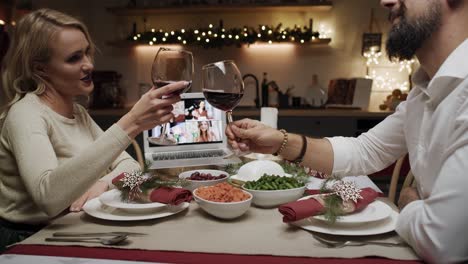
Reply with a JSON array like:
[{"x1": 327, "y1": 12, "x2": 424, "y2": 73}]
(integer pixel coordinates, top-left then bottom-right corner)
[{"x1": 107, "y1": 2, "x2": 332, "y2": 16}]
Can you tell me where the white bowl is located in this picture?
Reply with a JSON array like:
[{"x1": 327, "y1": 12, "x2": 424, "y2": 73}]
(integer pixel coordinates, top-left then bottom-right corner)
[
  {"x1": 235, "y1": 160, "x2": 286, "y2": 182},
  {"x1": 193, "y1": 187, "x2": 252, "y2": 219},
  {"x1": 179, "y1": 169, "x2": 229, "y2": 191},
  {"x1": 242, "y1": 186, "x2": 306, "y2": 208}
]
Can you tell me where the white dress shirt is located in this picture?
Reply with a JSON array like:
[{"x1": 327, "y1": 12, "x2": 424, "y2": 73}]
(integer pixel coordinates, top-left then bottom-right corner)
[{"x1": 327, "y1": 38, "x2": 468, "y2": 264}]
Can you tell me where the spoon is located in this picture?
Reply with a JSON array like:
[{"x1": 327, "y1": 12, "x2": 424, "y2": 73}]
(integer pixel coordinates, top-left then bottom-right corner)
[
  {"x1": 313, "y1": 234, "x2": 406, "y2": 248},
  {"x1": 45, "y1": 235, "x2": 127, "y2": 245}
]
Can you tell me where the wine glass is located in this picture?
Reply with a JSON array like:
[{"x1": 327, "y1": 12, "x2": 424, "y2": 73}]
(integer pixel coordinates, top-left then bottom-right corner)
[
  {"x1": 201, "y1": 60, "x2": 248, "y2": 155},
  {"x1": 148, "y1": 47, "x2": 194, "y2": 145}
]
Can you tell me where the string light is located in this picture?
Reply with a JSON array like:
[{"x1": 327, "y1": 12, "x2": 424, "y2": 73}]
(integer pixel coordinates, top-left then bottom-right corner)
[
  {"x1": 363, "y1": 47, "x2": 382, "y2": 66},
  {"x1": 366, "y1": 70, "x2": 409, "y2": 91},
  {"x1": 128, "y1": 21, "x2": 330, "y2": 48},
  {"x1": 399, "y1": 59, "x2": 416, "y2": 74}
]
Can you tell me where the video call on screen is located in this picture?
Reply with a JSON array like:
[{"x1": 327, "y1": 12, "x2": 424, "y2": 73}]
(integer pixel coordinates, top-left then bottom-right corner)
[{"x1": 148, "y1": 99, "x2": 224, "y2": 146}]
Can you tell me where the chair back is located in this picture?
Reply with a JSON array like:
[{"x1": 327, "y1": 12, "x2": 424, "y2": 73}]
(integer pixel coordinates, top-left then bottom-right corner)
[
  {"x1": 388, "y1": 154, "x2": 415, "y2": 203},
  {"x1": 131, "y1": 139, "x2": 144, "y2": 169}
]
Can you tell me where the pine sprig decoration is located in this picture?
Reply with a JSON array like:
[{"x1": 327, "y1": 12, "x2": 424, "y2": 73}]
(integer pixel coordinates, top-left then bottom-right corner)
[{"x1": 323, "y1": 194, "x2": 343, "y2": 224}]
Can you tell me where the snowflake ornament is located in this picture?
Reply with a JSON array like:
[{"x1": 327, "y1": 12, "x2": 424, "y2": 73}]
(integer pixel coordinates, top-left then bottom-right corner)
[
  {"x1": 332, "y1": 181, "x2": 363, "y2": 203},
  {"x1": 120, "y1": 171, "x2": 146, "y2": 190}
]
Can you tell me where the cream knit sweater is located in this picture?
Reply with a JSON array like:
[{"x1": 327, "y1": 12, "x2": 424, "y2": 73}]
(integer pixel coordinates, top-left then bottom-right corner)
[{"x1": 0, "y1": 93, "x2": 140, "y2": 224}]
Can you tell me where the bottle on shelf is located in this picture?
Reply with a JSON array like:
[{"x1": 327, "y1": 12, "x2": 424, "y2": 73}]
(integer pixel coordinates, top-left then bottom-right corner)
[
  {"x1": 305, "y1": 74, "x2": 327, "y2": 108},
  {"x1": 261, "y1": 72, "x2": 269, "y2": 107}
]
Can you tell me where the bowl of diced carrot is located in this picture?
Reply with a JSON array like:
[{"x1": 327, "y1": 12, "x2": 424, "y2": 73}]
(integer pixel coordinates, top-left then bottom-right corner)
[{"x1": 193, "y1": 182, "x2": 252, "y2": 220}]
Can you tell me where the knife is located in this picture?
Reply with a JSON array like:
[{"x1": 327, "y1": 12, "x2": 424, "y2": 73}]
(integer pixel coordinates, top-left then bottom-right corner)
[{"x1": 53, "y1": 231, "x2": 147, "y2": 237}]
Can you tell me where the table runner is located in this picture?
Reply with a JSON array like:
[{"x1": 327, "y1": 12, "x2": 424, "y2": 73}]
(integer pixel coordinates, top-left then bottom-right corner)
[{"x1": 19, "y1": 199, "x2": 419, "y2": 260}]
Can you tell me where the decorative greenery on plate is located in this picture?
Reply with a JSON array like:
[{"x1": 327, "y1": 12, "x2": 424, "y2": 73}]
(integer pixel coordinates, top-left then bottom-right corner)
[{"x1": 115, "y1": 160, "x2": 189, "y2": 202}]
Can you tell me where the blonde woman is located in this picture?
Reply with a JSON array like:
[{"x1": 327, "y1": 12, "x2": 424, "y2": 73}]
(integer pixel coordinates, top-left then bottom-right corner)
[
  {"x1": 197, "y1": 121, "x2": 218, "y2": 142},
  {"x1": 0, "y1": 9, "x2": 188, "y2": 250}
]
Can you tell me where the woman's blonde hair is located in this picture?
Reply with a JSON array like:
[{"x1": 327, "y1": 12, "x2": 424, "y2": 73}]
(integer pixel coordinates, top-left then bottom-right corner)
[{"x1": 0, "y1": 8, "x2": 95, "y2": 119}]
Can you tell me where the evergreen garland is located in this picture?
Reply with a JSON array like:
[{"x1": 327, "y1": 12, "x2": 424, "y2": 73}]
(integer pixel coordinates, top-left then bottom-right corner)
[{"x1": 129, "y1": 22, "x2": 327, "y2": 48}]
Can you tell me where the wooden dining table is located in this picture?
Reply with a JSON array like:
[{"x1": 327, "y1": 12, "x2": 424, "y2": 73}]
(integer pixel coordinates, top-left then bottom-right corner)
[{"x1": 2, "y1": 167, "x2": 422, "y2": 264}]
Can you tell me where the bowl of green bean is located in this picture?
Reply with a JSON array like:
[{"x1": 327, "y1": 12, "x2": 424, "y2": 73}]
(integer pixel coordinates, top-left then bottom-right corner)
[{"x1": 242, "y1": 174, "x2": 306, "y2": 208}]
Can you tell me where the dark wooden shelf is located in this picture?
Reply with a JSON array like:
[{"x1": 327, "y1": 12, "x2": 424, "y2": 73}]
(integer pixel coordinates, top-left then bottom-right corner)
[{"x1": 107, "y1": 2, "x2": 333, "y2": 16}]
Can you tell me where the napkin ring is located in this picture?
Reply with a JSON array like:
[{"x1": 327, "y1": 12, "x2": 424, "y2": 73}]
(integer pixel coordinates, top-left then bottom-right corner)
[{"x1": 274, "y1": 129, "x2": 288, "y2": 156}]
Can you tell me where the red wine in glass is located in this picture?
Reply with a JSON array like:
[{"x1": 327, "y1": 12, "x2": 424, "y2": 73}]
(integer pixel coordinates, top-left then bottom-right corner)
[
  {"x1": 154, "y1": 80, "x2": 193, "y2": 97},
  {"x1": 202, "y1": 60, "x2": 249, "y2": 156},
  {"x1": 148, "y1": 47, "x2": 193, "y2": 146},
  {"x1": 202, "y1": 91, "x2": 243, "y2": 112}
]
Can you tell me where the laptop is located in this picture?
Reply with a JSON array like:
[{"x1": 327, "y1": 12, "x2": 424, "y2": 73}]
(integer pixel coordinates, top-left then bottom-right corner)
[{"x1": 143, "y1": 92, "x2": 241, "y2": 169}]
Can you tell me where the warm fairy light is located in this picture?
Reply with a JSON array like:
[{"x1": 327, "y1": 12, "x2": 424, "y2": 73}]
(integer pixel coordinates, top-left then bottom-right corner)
[
  {"x1": 206, "y1": 39, "x2": 210, "y2": 42},
  {"x1": 363, "y1": 48, "x2": 382, "y2": 66},
  {"x1": 0, "y1": 20, "x2": 5, "y2": 25},
  {"x1": 399, "y1": 59, "x2": 416, "y2": 74},
  {"x1": 149, "y1": 41, "x2": 153, "y2": 45},
  {"x1": 268, "y1": 40, "x2": 273, "y2": 44},
  {"x1": 182, "y1": 40, "x2": 187, "y2": 44},
  {"x1": 318, "y1": 24, "x2": 332, "y2": 39},
  {"x1": 128, "y1": 21, "x2": 329, "y2": 47},
  {"x1": 366, "y1": 70, "x2": 409, "y2": 91}
]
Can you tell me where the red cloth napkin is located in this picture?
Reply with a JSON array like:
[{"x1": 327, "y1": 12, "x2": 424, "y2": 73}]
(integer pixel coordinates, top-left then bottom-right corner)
[
  {"x1": 278, "y1": 187, "x2": 379, "y2": 223},
  {"x1": 111, "y1": 173, "x2": 193, "y2": 205},
  {"x1": 149, "y1": 187, "x2": 192, "y2": 205}
]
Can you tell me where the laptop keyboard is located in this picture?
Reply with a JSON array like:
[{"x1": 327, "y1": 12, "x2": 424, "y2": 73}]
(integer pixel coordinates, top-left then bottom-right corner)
[{"x1": 152, "y1": 149, "x2": 227, "y2": 161}]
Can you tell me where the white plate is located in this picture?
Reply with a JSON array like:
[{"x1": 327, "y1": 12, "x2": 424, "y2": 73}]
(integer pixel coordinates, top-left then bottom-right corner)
[
  {"x1": 309, "y1": 199, "x2": 392, "y2": 224},
  {"x1": 292, "y1": 207, "x2": 398, "y2": 236},
  {"x1": 83, "y1": 198, "x2": 189, "y2": 221},
  {"x1": 99, "y1": 189, "x2": 166, "y2": 212}
]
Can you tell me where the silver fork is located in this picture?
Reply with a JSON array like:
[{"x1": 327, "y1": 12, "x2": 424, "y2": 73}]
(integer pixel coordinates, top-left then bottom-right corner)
[{"x1": 313, "y1": 234, "x2": 407, "y2": 248}]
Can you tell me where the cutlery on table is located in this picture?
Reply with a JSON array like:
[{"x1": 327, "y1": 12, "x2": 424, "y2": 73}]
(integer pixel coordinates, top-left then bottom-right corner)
[
  {"x1": 313, "y1": 234, "x2": 407, "y2": 248},
  {"x1": 52, "y1": 231, "x2": 146, "y2": 237},
  {"x1": 45, "y1": 235, "x2": 128, "y2": 245}
]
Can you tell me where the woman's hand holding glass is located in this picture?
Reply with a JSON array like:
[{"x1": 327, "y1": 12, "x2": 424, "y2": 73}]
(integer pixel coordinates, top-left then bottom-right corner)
[{"x1": 118, "y1": 81, "x2": 188, "y2": 138}]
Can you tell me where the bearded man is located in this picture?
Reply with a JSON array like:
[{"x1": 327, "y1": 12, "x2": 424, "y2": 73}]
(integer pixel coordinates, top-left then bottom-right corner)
[{"x1": 226, "y1": 1, "x2": 468, "y2": 263}]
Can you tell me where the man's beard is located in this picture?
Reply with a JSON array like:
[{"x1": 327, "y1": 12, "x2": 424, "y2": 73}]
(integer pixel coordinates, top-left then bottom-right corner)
[{"x1": 386, "y1": 1, "x2": 442, "y2": 61}]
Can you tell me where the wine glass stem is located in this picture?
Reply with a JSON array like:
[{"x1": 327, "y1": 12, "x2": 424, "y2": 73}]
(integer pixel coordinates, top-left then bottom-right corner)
[
  {"x1": 227, "y1": 111, "x2": 233, "y2": 123},
  {"x1": 160, "y1": 123, "x2": 168, "y2": 139}
]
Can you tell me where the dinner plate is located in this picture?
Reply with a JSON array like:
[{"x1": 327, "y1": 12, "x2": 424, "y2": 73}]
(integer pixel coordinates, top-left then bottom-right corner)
[
  {"x1": 83, "y1": 198, "x2": 189, "y2": 221},
  {"x1": 292, "y1": 208, "x2": 398, "y2": 236},
  {"x1": 99, "y1": 189, "x2": 166, "y2": 212},
  {"x1": 308, "y1": 199, "x2": 393, "y2": 224}
]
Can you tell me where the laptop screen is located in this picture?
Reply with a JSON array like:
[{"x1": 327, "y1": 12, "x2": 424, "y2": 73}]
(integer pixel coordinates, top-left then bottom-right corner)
[{"x1": 146, "y1": 94, "x2": 224, "y2": 148}]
